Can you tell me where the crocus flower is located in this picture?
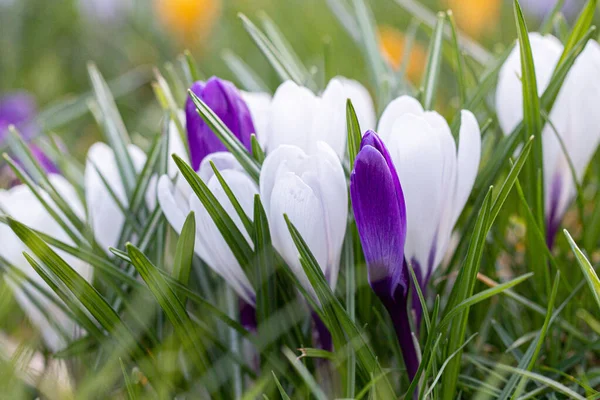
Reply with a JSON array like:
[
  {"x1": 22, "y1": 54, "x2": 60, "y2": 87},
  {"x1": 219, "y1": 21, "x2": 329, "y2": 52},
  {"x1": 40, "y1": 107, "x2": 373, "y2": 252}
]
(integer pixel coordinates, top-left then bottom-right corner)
[
  {"x1": 259, "y1": 142, "x2": 347, "y2": 300},
  {"x1": 84, "y1": 142, "x2": 149, "y2": 251},
  {"x1": 186, "y1": 77, "x2": 256, "y2": 171},
  {"x1": 377, "y1": 96, "x2": 481, "y2": 322},
  {"x1": 350, "y1": 130, "x2": 417, "y2": 380},
  {"x1": 263, "y1": 78, "x2": 375, "y2": 158},
  {"x1": 0, "y1": 175, "x2": 93, "y2": 351},
  {"x1": 158, "y1": 152, "x2": 257, "y2": 306},
  {"x1": 496, "y1": 33, "x2": 600, "y2": 247}
]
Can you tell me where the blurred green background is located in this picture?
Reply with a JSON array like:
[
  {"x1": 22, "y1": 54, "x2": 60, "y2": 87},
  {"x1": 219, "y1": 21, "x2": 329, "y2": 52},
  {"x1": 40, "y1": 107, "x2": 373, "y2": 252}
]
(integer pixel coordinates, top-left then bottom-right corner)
[{"x1": 0, "y1": 0, "x2": 586, "y2": 155}]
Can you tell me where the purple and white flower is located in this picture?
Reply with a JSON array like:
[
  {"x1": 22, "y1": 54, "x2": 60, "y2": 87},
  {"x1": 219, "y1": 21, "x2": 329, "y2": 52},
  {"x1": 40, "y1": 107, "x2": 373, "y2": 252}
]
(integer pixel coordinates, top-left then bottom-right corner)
[{"x1": 496, "y1": 33, "x2": 600, "y2": 247}]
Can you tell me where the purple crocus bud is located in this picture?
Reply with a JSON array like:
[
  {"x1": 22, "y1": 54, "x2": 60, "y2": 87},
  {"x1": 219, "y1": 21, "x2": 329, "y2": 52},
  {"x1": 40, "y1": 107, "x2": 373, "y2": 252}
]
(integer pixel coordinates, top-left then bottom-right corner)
[
  {"x1": 185, "y1": 77, "x2": 255, "y2": 170},
  {"x1": 350, "y1": 130, "x2": 418, "y2": 381},
  {"x1": 0, "y1": 92, "x2": 37, "y2": 143}
]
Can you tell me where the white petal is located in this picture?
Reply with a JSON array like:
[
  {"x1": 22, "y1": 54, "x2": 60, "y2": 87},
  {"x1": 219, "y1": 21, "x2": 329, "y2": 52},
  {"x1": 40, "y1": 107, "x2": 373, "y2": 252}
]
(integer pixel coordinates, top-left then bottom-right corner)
[
  {"x1": 167, "y1": 112, "x2": 189, "y2": 177},
  {"x1": 197, "y1": 152, "x2": 245, "y2": 182},
  {"x1": 386, "y1": 114, "x2": 444, "y2": 277},
  {"x1": 377, "y1": 95, "x2": 424, "y2": 143},
  {"x1": 452, "y1": 110, "x2": 481, "y2": 226},
  {"x1": 269, "y1": 171, "x2": 328, "y2": 299},
  {"x1": 157, "y1": 175, "x2": 190, "y2": 235},
  {"x1": 266, "y1": 81, "x2": 316, "y2": 153},
  {"x1": 336, "y1": 77, "x2": 376, "y2": 132},
  {"x1": 241, "y1": 91, "x2": 272, "y2": 149},
  {"x1": 313, "y1": 78, "x2": 349, "y2": 158},
  {"x1": 259, "y1": 145, "x2": 306, "y2": 212},
  {"x1": 496, "y1": 33, "x2": 563, "y2": 135}
]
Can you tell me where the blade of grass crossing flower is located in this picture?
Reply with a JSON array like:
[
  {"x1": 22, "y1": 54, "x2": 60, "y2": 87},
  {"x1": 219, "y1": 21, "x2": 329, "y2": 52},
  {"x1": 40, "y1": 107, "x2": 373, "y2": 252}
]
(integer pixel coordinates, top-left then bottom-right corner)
[
  {"x1": 252, "y1": 196, "x2": 278, "y2": 338},
  {"x1": 172, "y1": 212, "x2": 196, "y2": 297},
  {"x1": 250, "y1": 134, "x2": 265, "y2": 164},
  {"x1": 283, "y1": 215, "x2": 396, "y2": 398},
  {"x1": 187, "y1": 90, "x2": 260, "y2": 181},
  {"x1": 210, "y1": 161, "x2": 253, "y2": 236},
  {"x1": 3, "y1": 155, "x2": 86, "y2": 245},
  {"x1": 441, "y1": 187, "x2": 493, "y2": 400},
  {"x1": 222, "y1": 50, "x2": 270, "y2": 93},
  {"x1": 446, "y1": 11, "x2": 466, "y2": 106},
  {"x1": 126, "y1": 243, "x2": 210, "y2": 375},
  {"x1": 346, "y1": 99, "x2": 362, "y2": 169},
  {"x1": 514, "y1": 1, "x2": 547, "y2": 299},
  {"x1": 564, "y1": 230, "x2": 600, "y2": 311},
  {"x1": 7, "y1": 127, "x2": 85, "y2": 233},
  {"x1": 173, "y1": 155, "x2": 254, "y2": 273},
  {"x1": 87, "y1": 63, "x2": 137, "y2": 197},
  {"x1": 421, "y1": 12, "x2": 445, "y2": 110},
  {"x1": 558, "y1": 0, "x2": 597, "y2": 65}
]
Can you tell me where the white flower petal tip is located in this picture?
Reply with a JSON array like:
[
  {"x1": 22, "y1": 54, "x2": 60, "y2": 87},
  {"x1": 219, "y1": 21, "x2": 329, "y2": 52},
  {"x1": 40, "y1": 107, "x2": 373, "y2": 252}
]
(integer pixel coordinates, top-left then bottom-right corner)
[
  {"x1": 378, "y1": 95, "x2": 481, "y2": 281},
  {"x1": 266, "y1": 78, "x2": 373, "y2": 159},
  {"x1": 259, "y1": 143, "x2": 348, "y2": 298}
]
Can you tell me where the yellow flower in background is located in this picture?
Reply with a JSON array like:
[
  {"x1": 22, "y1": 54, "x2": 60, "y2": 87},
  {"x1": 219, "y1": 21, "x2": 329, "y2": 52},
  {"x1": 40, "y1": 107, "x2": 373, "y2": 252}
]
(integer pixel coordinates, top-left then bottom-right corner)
[
  {"x1": 154, "y1": 0, "x2": 221, "y2": 44},
  {"x1": 445, "y1": 0, "x2": 502, "y2": 38},
  {"x1": 378, "y1": 26, "x2": 427, "y2": 83}
]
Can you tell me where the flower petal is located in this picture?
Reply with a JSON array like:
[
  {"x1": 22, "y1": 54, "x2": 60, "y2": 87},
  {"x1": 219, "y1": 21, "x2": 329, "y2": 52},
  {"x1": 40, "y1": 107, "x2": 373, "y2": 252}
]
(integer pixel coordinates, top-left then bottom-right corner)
[
  {"x1": 336, "y1": 77, "x2": 376, "y2": 131},
  {"x1": 351, "y1": 145, "x2": 406, "y2": 298},
  {"x1": 259, "y1": 145, "x2": 306, "y2": 212},
  {"x1": 377, "y1": 95, "x2": 424, "y2": 143},
  {"x1": 241, "y1": 91, "x2": 271, "y2": 148},
  {"x1": 313, "y1": 78, "x2": 349, "y2": 158}
]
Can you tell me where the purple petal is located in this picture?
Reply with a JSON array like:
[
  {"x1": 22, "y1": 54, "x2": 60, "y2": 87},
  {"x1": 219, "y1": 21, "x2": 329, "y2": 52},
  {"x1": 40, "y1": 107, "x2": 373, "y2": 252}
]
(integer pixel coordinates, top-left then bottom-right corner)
[
  {"x1": 350, "y1": 144, "x2": 407, "y2": 299},
  {"x1": 546, "y1": 173, "x2": 563, "y2": 249},
  {"x1": 0, "y1": 92, "x2": 37, "y2": 143},
  {"x1": 185, "y1": 77, "x2": 256, "y2": 170}
]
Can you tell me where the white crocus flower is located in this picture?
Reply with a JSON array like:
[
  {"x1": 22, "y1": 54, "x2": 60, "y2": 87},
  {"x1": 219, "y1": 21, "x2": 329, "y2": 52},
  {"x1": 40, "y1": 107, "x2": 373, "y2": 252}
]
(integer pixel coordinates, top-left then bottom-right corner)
[
  {"x1": 259, "y1": 142, "x2": 348, "y2": 298},
  {"x1": 496, "y1": 33, "x2": 600, "y2": 246},
  {"x1": 263, "y1": 78, "x2": 375, "y2": 158},
  {"x1": 0, "y1": 175, "x2": 93, "y2": 351},
  {"x1": 377, "y1": 96, "x2": 481, "y2": 288},
  {"x1": 240, "y1": 91, "x2": 272, "y2": 149},
  {"x1": 157, "y1": 152, "x2": 257, "y2": 305}
]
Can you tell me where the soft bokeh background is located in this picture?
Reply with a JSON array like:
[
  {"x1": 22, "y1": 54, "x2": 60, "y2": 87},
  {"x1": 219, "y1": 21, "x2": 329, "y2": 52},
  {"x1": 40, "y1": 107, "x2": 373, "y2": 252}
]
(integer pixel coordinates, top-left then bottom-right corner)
[{"x1": 0, "y1": 0, "x2": 587, "y2": 158}]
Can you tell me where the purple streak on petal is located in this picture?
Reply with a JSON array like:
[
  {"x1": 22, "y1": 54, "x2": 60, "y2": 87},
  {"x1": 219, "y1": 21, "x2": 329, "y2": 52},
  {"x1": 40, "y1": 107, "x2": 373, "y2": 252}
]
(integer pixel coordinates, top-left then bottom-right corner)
[
  {"x1": 185, "y1": 77, "x2": 255, "y2": 170},
  {"x1": 0, "y1": 92, "x2": 37, "y2": 143},
  {"x1": 239, "y1": 298, "x2": 257, "y2": 332},
  {"x1": 546, "y1": 173, "x2": 563, "y2": 249},
  {"x1": 351, "y1": 143, "x2": 407, "y2": 299},
  {"x1": 312, "y1": 312, "x2": 333, "y2": 351}
]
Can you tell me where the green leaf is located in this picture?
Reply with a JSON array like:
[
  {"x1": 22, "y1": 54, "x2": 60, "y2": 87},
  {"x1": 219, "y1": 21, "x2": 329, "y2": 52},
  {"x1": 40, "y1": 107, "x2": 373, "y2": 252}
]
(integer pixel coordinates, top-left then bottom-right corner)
[
  {"x1": 346, "y1": 99, "x2": 362, "y2": 169},
  {"x1": 283, "y1": 215, "x2": 396, "y2": 398},
  {"x1": 126, "y1": 243, "x2": 210, "y2": 374},
  {"x1": 558, "y1": 0, "x2": 597, "y2": 65},
  {"x1": 173, "y1": 155, "x2": 254, "y2": 272},
  {"x1": 564, "y1": 230, "x2": 600, "y2": 311},
  {"x1": 441, "y1": 186, "x2": 494, "y2": 400},
  {"x1": 87, "y1": 63, "x2": 137, "y2": 197},
  {"x1": 421, "y1": 12, "x2": 445, "y2": 110},
  {"x1": 272, "y1": 371, "x2": 292, "y2": 400},
  {"x1": 183, "y1": 49, "x2": 203, "y2": 82},
  {"x1": 210, "y1": 161, "x2": 253, "y2": 236},
  {"x1": 187, "y1": 90, "x2": 261, "y2": 181},
  {"x1": 222, "y1": 49, "x2": 270, "y2": 93},
  {"x1": 446, "y1": 10, "x2": 466, "y2": 106},
  {"x1": 172, "y1": 212, "x2": 196, "y2": 291},
  {"x1": 119, "y1": 358, "x2": 138, "y2": 400},
  {"x1": 282, "y1": 347, "x2": 328, "y2": 400},
  {"x1": 251, "y1": 134, "x2": 266, "y2": 164}
]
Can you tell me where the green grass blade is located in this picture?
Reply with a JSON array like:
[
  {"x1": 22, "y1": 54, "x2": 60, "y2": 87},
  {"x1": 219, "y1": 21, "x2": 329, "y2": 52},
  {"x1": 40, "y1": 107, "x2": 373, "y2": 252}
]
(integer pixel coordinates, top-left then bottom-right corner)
[
  {"x1": 187, "y1": 90, "x2": 261, "y2": 181},
  {"x1": 420, "y1": 12, "x2": 445, "y2": 110},
  {"x1": 222, "y1": 49, "x2": 270, "y2": 93},
  {"x1": 564, "y1": 230, "x2": 600, "y2": 311},
  {"x1": 346, "y1": 99, "x2": 362, "y2": 169},
  {"x1": 558, "y1": 0, "x2": 597, "y2": 65},
  {"x1": 172, "y1": 212, "x2": 196, "y2": 290}
]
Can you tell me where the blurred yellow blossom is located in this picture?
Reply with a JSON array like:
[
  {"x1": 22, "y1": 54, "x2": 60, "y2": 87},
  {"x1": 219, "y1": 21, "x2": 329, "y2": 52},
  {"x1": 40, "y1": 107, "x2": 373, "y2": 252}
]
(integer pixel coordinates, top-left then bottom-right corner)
[
  {"x1": 154, "y1": 0, "x2": 221, "y2": 44},
  {"x1": 378, "y1": 25, "x2": 427, "y2": 83},
  {"x1": 445, "y1": 0, "x2": 501, "y2": 38}
]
